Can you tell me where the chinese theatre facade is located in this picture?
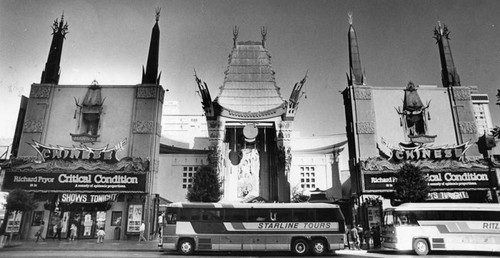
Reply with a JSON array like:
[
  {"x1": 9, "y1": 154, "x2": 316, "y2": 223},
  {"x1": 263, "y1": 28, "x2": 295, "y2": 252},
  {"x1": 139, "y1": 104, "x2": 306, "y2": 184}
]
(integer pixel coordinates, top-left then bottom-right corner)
[
  {"x1": 2, "y1": 12, "x2": 164, "y2": 240},
  {"x1": 342, "y1": 18, "x2": 498, "y2": 227},
  {"x1": 193, "y1": 27, "x2": 307, "y2": 202}
]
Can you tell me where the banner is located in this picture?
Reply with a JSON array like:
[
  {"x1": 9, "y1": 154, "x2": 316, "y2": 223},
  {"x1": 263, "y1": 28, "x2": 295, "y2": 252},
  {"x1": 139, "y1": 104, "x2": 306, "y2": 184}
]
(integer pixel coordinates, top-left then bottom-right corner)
[
  {"x1": 59, "y1": 193, "x2": 118, "y2": 203},
  {"x1": 2, "y1": 171, "x2": 146, "y2": 192},
  {"x1": 364, "y1": 171, "x2": 490, "y2": 191}
]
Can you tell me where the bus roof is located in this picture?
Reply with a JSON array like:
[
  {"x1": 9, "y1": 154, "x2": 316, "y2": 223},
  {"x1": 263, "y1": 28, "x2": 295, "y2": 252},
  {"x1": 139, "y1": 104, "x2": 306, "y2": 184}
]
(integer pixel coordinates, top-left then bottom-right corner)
[
  {"x1": 167, "y1": 202, "x2": 340, "y2": 209},
  {"x1": 385, "y1": 203, "x2": 500, "y2": 212}
]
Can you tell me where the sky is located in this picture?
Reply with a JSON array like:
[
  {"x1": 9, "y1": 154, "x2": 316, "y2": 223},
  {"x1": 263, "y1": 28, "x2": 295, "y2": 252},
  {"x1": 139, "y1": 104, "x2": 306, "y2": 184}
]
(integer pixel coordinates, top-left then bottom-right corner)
[{"x1": 2, "y1": 0, "x2": 500, "y2": 143}]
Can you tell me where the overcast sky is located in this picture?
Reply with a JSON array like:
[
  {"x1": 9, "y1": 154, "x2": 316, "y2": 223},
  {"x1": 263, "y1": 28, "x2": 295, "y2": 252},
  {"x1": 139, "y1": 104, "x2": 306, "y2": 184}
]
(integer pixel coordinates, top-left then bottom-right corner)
[{"x1": 2, "y1": 0, "x2": 500, "y2": 142}]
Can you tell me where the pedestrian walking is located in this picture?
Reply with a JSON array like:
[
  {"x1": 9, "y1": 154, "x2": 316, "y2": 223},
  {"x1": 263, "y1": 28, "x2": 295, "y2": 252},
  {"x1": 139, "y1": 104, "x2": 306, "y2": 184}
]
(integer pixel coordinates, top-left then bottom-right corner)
[
  {"x1": 96, "y1": 227, "x2": 105, "y2": 243},
  {"x1": 345, "y1": 225, "x2": 351, "y2": 250},
  {"x1": 372, "y1": 225, "x2": 381, "y2": 248},
  {"x1": 357, "y1": 225, "x2": 364, "y2": 249},
  {"x1": 350, "y1": 225, "x2": 360, "y2": 250},
  {"x1": 35, "y1": 221, "x2": 45, "y2": 243},
  {"x1": 137, "y1": 221, "x2": 147, "y2": 243},
  {"x1": 70, "y1": 223, "x2": 77, "y2": 241},
  {"x1": 53, "y1": 220, "x2": 63, "y2": 241},
  {"x1": 364, "y1": 227, "x2": 372, "y2": 249}
]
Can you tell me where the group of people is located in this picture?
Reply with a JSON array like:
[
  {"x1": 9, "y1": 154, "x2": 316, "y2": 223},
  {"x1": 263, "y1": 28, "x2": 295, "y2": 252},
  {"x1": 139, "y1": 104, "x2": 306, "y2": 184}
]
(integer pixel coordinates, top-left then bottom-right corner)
[
  {"x1": 346, "y1": 224, "x2": 381, "y2": 250},
  {"x1": 35, "y1": 220, "x2": 148, "y2": 244}
]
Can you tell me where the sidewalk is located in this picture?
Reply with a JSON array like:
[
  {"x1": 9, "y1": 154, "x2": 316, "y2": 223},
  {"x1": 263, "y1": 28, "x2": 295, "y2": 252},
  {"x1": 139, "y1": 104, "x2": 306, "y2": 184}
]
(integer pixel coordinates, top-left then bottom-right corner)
[{"x1": 0, "y1": 238, "x2": 161, "y2": 252}]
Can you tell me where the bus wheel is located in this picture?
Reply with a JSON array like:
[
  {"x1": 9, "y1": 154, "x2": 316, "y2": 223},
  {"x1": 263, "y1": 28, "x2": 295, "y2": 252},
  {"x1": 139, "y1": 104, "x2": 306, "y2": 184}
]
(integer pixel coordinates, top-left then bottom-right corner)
[
  {"x1": 178, "y1": 239, "x2": 195, "y2": 255},
  {"x1": 413, "y1": 239, "x2": 429, "y2": 256},
  {"x1": 311, "y1": 239, "x2": 327, "y2": 255},
  {"x1": 292, "y1": 239, "x2": 309, "y2": 255}
]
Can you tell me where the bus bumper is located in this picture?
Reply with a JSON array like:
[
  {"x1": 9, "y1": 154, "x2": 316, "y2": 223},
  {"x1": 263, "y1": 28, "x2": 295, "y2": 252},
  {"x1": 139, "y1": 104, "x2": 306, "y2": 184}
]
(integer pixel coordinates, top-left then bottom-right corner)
[
  {"x1": 163, "y1": 243, "x2": 176, "y2": 250},
  {"x1": 329, "y1": 243, "x2": 344, "y2": 250}
]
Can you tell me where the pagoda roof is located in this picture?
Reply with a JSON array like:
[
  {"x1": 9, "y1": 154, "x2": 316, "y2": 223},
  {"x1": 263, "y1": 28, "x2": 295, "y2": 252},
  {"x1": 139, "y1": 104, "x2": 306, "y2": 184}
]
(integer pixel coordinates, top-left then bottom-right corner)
[{"x1": 215, "y1": 42, "x2": 285, "y2": 113}]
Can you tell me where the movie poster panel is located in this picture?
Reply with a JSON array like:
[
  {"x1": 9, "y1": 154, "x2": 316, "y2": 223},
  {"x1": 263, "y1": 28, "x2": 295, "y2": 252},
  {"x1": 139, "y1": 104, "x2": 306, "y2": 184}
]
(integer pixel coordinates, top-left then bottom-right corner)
[{"x1": 127, "y1": 204, "x2": 142, "y2": 233}]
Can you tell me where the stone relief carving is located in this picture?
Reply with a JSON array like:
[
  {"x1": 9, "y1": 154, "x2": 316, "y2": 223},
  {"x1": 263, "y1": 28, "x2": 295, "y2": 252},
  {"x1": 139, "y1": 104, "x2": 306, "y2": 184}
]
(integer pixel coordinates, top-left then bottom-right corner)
[
  {"x1": 354, "y1": 87, "x2": 372, "y2": 100},
  {"x1": 459, "y1": 121, "x2": 477, "y2": 135},
  {"x1": 156, "y1": 123, "x2": 162, "y2": 136},
  {"x1": 159, "y1": 88, "x2": 165, "y2": 103},
  {"x1": 30, "y1": 86, "x2": 51, "y2": 98},
  {"x1": 136, "y1": 87, "x2": 157, "y2": 99},
  {"x1": 453, "y1": 88, "x2": 471, "y2": 101},
  {"x1": 133, "y1": 121, "x2": 154, "y2": 134},
  {"x1": 23, "y1": 120, "x2": 43, "y2": 133},
  {"x1": 356, "y1": 121, "x2": 375, "y2": 134},
  {"x1": 361, "y1": 156, "x2": 487, "y2": 171}
]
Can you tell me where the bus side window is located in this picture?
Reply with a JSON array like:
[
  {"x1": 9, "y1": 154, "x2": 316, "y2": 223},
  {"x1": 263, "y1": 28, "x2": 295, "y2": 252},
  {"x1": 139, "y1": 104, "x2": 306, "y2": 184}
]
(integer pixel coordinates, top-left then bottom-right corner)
[
  {"x1": 383, "y1": 211, "x2": 393, "y2": 226},
  {"x1": 203, "y1": 209, "x2": 221, "y2": 221},
  {"x1": 316, "y1": 209, "x2": 339, "y2": 222},
  {"x1": 224, "y1": 208, "x2": 246, "y2": 222},
  {"x1": 248, "y1": 209, "x2": 269, "y2": 222},
  {"x1": 293, "y1": 209, "x2": 315, "y2": 222},
  {"x1": 166, "y1": 210, "x2": 177, "y2": 224},
  {"x1": 271, "y1": 209, "x2": 292, "y2": 222}
]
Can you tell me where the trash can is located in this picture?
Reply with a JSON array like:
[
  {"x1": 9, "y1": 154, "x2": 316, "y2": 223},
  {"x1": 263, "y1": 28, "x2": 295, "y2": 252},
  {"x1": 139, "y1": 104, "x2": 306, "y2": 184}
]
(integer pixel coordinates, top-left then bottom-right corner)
[{"x1": 114, "y1": 227, "x2": 120, "y2": 240}]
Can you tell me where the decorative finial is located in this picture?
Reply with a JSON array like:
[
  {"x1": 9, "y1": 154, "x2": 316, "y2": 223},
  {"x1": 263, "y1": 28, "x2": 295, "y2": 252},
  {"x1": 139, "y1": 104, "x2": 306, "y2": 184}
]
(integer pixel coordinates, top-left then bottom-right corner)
[
  {"x1": 51, "y1": 12, "x2": 68, "y2": 37},
  {"x1": 155, "y1": 7, "x2": 161, "y2": 22},
  {"x1": 233, "y1": 25, "x2": 239, "y2": 48},
  {"x1": 348, "y1": 12, "x2": 353, "y2": 25},
  {"x1": 261, "y1": 26, "x2": 267, "y2": 47},
  {"x1": 433, "y1": 21, "x2": 449, "y2": 40}
]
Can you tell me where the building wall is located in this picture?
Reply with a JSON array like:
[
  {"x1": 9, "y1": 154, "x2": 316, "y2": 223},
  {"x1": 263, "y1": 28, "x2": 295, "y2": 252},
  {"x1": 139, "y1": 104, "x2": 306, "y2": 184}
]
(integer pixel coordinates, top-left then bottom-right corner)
[
  {"x1": 157, "y1": 154, "x2": 209, "y2": 202},
  {"x1": 371, "y1": 85, "x2": 456, "y2": 152},
  {"x1": 471, "y1": 93, "x2": 494, "y2": 136},
  {"x1": 6, "y1": 83, "x2": 164, "y2": 240}
]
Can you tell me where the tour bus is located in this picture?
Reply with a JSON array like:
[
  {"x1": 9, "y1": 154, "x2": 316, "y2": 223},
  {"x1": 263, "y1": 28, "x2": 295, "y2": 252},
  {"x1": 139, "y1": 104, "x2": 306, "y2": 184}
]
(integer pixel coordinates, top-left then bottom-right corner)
[
  {"x1": 158, "y1": 202, "x2": 345, "y2": 255},
  {"x1": 382, "y1": 203, "x2": 500, "y2": 255}
]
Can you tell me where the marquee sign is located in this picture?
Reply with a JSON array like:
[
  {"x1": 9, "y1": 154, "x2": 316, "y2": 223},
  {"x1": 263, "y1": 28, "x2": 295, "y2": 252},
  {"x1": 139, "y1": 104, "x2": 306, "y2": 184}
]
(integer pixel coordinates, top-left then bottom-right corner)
[
  {"x1": 59, "y1": 193, "x2": 118, "y2": 203},
  {"x1": 30, "y1": 138, "x2": 127, "y2": 163},
  {"x1": 2, "y1": 171, "x2": 146, "y2": 192},
  {"x1": 364, "y1": 171, "x2": 490, "y2": 192},
  {"x1": 377, "y1": 137, "x2": 471, "y2": 161}
]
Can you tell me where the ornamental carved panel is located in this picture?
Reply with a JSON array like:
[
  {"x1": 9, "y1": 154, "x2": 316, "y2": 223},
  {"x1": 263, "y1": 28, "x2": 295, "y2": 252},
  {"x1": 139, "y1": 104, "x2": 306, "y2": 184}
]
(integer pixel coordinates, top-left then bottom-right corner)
[
  {"x1": 136, "y1": 87, "x2": 157, "y2": 99},
  {"x1": 453, "y1": 88, "x2": 471, "y2": 101},
  {"x1": 459, "y1": 121, "x2": 477, "y2": 135},
  {"x1": 23, "y1": 120, "x2": 43, "y2": 133},
  {"x1": 133, "y1": 121, "x2": 154, "y2": 134},
  {"x1": 159, "y1": 88, "x2": 165, "y2": 103},
  {"x1": 357, "y1": 121, "x2": 375, "y2": 134},
  {"x1": 156, "y1": 123, "x2": 162, "y2": 136},
  {"x1": 207, "y1": 121, "x2": 222, "y2": 129},
  {"x1": 354, "y1": 88, "x2": 372, "y2": 100},
  {"x1": 30, "y1": 86, "x2": 51, "y2": 98}
]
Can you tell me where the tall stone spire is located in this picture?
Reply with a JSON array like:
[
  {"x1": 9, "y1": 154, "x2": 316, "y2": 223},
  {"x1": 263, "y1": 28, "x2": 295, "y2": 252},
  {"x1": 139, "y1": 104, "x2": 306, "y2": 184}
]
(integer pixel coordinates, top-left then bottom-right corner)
[
  {"x1": 434, "y1": 21, "x2": 461, "y2": 87},
  {"x1": 40, "y1": 13, "x2": 68, "y2": 84},
  {"x1": 142, "y1": 8, "x2": 161, "y2": 85},
  {"x1": 347, "y1": 13, "x2": 364, "y2": 86}
]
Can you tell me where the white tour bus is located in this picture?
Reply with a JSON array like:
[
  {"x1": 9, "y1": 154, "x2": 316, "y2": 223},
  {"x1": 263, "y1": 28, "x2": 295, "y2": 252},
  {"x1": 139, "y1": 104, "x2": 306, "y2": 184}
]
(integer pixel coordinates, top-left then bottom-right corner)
[
  {"x1": 159, "y1": 202, "x2": 346, "y2": 255},
  {"x1": 382, "y1": 202, "x2": 500, "y2": 255}
]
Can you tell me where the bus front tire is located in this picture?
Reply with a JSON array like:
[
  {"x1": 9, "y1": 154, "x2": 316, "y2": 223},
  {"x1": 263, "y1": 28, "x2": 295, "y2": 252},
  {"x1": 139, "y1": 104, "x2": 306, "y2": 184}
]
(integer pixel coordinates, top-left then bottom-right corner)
[
  {"x1": 178, "y1": 239, "x2": 195, "y2": 255},
  {"x1": 413, "y1": 239, "x2": 429, "y2": 256},
  {"x1": 292, "y1": 239, "x2": 309, "y2": 255},
  {"x1": 311, "y1": 239, "x2": 327, "y2": 255}
]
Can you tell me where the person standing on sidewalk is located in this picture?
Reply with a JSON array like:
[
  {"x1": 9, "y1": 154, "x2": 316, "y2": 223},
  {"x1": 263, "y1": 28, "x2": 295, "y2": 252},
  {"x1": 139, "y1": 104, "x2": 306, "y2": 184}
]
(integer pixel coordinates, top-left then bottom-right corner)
[
  {"x1": 53, "y1": 220, "x2": 63, "y2": 241},
  {"x1": 364, "y1": 227, "x2": 371, "y2": 250},
  {"x1": 35, "y1": 221, "x2": 45, "y2": 243},
  {"x1": 137, "y1": 221, "x2": 147, "y2": 243},
  {"x1": 70, "y1": 223, "x2": 77, "y2": 241},
  {"x1": 96, "y1": 227, "x2": 105, "y2": 243},
  {"x1": 350, "y1": 225, "x2": 360, "y2": 250}
]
